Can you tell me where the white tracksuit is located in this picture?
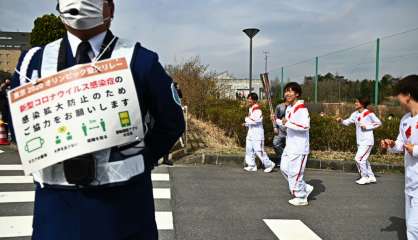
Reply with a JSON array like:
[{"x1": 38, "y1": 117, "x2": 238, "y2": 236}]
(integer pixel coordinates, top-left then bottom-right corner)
[
  {"x1": 244, "y1": 104, "x2": 274, "y2": 168},
  {"x1": 277, "y1": 100, "x2": 310, "y2": 198},
  {"x1": 388, "y1": 113, "x2": 418, "y2": 240},
  {"x1": 342, "y1": 109, "x2": 382, "y2": 178}
]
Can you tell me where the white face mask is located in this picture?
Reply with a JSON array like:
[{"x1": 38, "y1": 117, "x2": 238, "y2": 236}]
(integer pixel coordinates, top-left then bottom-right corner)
[{"x1": 57, "y1": 0, "x2": 110, "y2": 30}]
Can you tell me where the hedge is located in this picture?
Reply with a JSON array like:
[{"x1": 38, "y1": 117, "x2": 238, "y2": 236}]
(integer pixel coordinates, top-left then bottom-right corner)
[{"x1": 199, "y1": 99, "x2": 401, "y2": 153}]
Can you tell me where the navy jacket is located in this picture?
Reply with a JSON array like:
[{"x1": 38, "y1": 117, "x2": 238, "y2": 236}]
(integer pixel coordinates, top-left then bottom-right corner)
[{"x1": 10, "y1": 31, "x2": 185, "y2": 171}]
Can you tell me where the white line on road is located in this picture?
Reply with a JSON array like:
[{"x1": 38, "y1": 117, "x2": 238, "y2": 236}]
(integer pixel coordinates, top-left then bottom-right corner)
[
  {"x1": 0, "y1": 216, "x2": 32, "y2": 238},
  {"x1": 264, "y1": 219, "x2": 322, "y2": 240},
  {"x1": 0, "y1": 164, "x2": 23, "y2": 171},
  {"x1": 0, "y1": 150, "x2": 4, "y2": 154},
  {"x1": 0, "y1": 173, "x2": 169, "y2": 184},
  {"x1": 0, "y1": 176, "x2": 33, "y2": 184},
  {"x1": 151, "y1": 173, "x2": 170, "y2": 181},
  {"x1": 0, "y1": 191, "x2": 34, "y2": 203},
  {"x1": 0, "y1": 212, "x2": 173, "y2": 237},
  {"x1": 153, "y1": 188, "x2": 171, "y2": 199},
  {"x1": 0, "y1": 189, "x2": 169, "y2": 203},
  {"x1": 155, "y1": 211, "x2": 174, "y2": 230}
]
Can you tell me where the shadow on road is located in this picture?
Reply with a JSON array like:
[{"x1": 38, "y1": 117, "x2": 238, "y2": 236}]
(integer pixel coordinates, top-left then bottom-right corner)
[
  {"x1": 306, "y1": 179, "x2": 325, "y2": 200},
  {"x1": 381, "y1": 216, "x2": 406, "y2": 240}
]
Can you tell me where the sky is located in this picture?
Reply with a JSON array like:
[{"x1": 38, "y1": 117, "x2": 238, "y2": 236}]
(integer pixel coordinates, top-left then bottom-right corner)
[{"x1": 0, "y1": 0, "x2": 418, "y2": 81}]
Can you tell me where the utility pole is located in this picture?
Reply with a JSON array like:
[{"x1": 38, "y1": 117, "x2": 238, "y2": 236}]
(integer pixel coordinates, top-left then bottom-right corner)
[{"x1": 263, "y1": 51, "x2": 269, "y2": 73}]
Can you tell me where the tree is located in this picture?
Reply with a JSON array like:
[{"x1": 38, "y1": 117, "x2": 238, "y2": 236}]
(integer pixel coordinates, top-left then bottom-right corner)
[
  {"x1": 165, "y1": 57, "x2": 220, "y2": 118},
  {"x1": 30, "y1": 14, "x2": 66, "y2": 46}
]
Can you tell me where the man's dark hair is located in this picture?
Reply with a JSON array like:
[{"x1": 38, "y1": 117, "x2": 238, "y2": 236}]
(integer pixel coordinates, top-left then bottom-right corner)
[
  {"x1": 247, "y1": 92, "x2": 258, "y2": 101},
  {"x1": 284, "y1": 82, "x2": 302, "y2": 97},
  {"x1": 394, "y1": 75, "x2": 418, "y2": 101},
  {"x1": 356, "y1": 96, "x2": 370, "y2": 108}
]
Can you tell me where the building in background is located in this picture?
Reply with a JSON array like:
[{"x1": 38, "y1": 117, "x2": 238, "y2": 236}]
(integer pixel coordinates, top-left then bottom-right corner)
[
  {"x1": 215, "y1": 71, "x2": 264, "y2": 100},
  {"x1": 0, "y1": 31, "x2": 31, "y2": 73}
]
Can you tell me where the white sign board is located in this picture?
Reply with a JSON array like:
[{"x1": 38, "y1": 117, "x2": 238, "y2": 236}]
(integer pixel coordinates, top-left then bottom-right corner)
[{"x1": 8, "y1": 57, "x2": 144, "y2": 175}]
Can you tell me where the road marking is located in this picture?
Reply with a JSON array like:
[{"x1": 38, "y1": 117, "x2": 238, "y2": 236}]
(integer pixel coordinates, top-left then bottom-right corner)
[
  {"x1": 0, "y1": 176, "x2": 33, "y2": 184},
  {"x1": 0, "y1": 175, "x2": 168, "y2": 184},
  {"x1": 264, "y1": 219, "x2": 322, "y2": 240},
  {"x1": 0, "y1": 189, "x2": 170, "y2": 203},
  {"x1": 0, "y1": 150, "x2": 4, "y2": 154},
  {"x1": 0, "y1": 191, "x2": 34, "y2": 203},
  {"x1": 155, "y1": 211, "x2": 174, "y2": 230},
  {"x1": 153, "y1": 188, "x2": 171, "y2": 199},
  {"x1": 0, "y1": 164, "x2": 23, "y2": 171},
  {"x1": 151, "y1": 173, "x2": 170, "y2": 181},
  {"x1": 0, "y1": 212, "x2": 173, "y2": 237},
  {"x1": 0, "y1": 166, "x2": 169, "y2": 180},
  {"x1": 0, "y1": 216, "x2": 32, "y2": 238}
]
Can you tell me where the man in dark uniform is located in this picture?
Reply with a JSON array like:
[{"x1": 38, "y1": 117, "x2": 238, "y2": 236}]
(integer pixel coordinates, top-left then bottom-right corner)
[
  {"x1": 271, "y1": 99, "x2": 288, "y2": 167},
  {"x1": 10, "y1": 0, "x2": 185, "y2": 239}
]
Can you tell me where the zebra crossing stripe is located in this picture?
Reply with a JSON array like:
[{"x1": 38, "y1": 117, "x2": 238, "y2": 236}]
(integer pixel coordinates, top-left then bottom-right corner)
[
  {"x1": 0, "y1": 212, "x2": 174, "y2": 237},
  {"x1": 0, "y1": 164, "x2": 23, "y2": 171},
  {"x1": 0, "y1": 176, "x2": 33, "y2": 184},
  {"x1": 0, "y1": 173, "x2": 170, "y2": 184},
  {"x1": 155, "y1": 211, "x2": 174, "y2": 230},
  {"x1": 0, "y1": 191, "x2": 34, "y2": 203},
  {"x1": 152, "y1": 173, "x2": 170, "y2": 181},
  {"x1": 264, "y1": 219, "x2": 322, "y2": 240},
  {"x1": 0, "y1": 189, "x2": 170, "y2": 203},
  {"x1": 0, "y1": 216, "x2": 32, "y2": 238}
]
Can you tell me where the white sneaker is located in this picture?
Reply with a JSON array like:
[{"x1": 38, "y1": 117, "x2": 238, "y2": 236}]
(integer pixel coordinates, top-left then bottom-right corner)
[
  {"x1": 368, "y1": 176, "x2": 377, "y2": 183},
  {"x1": 356, "y1": 177, "x2": 371, "y2": 185},
  {"x1": 264, "y1": 162, "x2": 276, "y2": 173},
  {"x1": 244, "y1": 166, "x2": 257, "y2": 172},
  {"x1": 288, "y1": 197, "x2": 308, "y2": 206},
  {"x1": 305, "y1": 184, "x2": 314, "y2": 201}
]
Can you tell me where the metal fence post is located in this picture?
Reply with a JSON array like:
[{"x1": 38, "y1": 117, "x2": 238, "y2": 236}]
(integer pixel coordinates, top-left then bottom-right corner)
[
  {"x1": 315, "y1": 56, "x2": 319, "y2": 103},
  {"x1": 375, "y1": 38, "x2": 380, "y2": 105},
  {"x1": 280, "y1": 67, "x2": 284, "y2": 98}
]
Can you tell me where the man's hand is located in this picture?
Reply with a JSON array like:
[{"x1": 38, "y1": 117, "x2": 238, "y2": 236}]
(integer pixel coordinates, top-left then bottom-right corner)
[
  {"x1": 380, "y1": 139, "x2": 395, "y2": 149},
  {"x1": 0, "y1": 79, "x2": 11, "y2": 91},
  {"x1": 282, "y1": 117, "x2": 287, "y2": 125},
  {"x1": 405, "y1": 144, "x2": 415, "y2": 155},
  {"x1": 273, "y1": 128, "x2": 279, "y2": 135},
  {"x1": 270, "y1": 114, "x2": 276, "y2": 122}
]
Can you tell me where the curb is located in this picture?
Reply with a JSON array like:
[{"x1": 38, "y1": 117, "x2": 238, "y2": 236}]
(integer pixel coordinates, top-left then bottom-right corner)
[{"x1": 173, "y1": 153, "x2": 404, "y2": 174}]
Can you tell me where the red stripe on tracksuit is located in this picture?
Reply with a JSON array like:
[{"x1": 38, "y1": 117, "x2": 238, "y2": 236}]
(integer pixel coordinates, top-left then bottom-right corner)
[
  {"x1": 290, "y1": 121, "x2": 308, "y2": 129},
  {"x1": 360, "y1": 146, "x2": 373, "y2": 161},
  {"x1": 357, "y1": 146, "x2": 372, "y2": 176},
  {"x1": 252, "y1": 104, "x2": 261, "y2": 112},
  {"x1": 292, "y1": 155, "x2": 307, "y2": 197},
  {"x1": 293, "y1": 104, "x2": 306, "y2": 113}
]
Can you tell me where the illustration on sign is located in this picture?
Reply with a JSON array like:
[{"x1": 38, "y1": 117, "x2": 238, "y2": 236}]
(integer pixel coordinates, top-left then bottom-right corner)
[
  {"x1": 119, "y1": 111, "x2": 131, "y2": 127},
  {"x1": 82, "y1": 119, "x2": 106, "y2": 136},
  {"x1": 24, "y1": 137, "x2": 45, "y2": 153},
  {"x1": 55, "y1": 126, "x2": 73, "y2": 144}
]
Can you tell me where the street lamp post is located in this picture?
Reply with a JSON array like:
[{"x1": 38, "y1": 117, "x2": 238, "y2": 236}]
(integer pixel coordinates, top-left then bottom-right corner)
[{"x1": 243, "y1": 28, "x2": 260, "y2": 94}]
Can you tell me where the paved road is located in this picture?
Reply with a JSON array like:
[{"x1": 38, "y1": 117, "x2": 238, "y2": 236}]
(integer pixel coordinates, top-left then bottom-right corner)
[
  {"x1": 0, "y1": 145, "x2": 407, "y2": 240},
  {"x1": 0, "y1": 146, "x2": 175, "y2": 240},
  {"x1": 170, "y1": 165, "x2": 406, "y2": 240}
]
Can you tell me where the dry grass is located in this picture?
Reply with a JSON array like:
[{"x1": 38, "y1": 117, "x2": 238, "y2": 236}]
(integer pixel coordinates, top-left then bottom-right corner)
[{"x1": 188, "y1": 116, "x2": 243, "y2": 154}]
